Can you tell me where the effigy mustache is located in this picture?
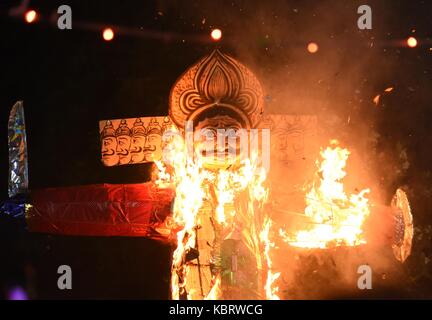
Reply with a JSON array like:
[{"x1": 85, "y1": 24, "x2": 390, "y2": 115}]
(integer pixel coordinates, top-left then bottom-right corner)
[
  {"x1": 102, "y1": 149, "x2": 116, "y2": 156},
  {"x1": 130, "y1": 147, "x2": 142, "y2": 154},
  {"x1": 143, "y1": 146, "x2": 157, "y2": 152},
  {"x1": 117, "y1": 150, "x2": 129, "y2": 156}
]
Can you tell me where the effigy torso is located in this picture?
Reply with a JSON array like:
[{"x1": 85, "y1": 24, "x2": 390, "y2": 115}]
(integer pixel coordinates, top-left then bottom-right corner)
[
  {"x1": 183, "y1": 173, "x2": 264, "y2": 300},
  {"x1": 165, "y1": 49, "x2": 268, "y2": 300}
]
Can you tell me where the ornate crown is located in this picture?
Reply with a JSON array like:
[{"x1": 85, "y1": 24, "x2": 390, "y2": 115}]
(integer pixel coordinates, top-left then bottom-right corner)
[
  {"x1": 115, "y1": 119, "x2": 131, "y2": 136},
  {"x1": 131, "y1": 118, "x2": 146, "y2": 136},
  {"x1": 169, "y1": 50, "x2": 264, "y2": 129},
  {"x1": 101, "y1": 120, "x2": 116, "y2": 139},
  {"x1": 147, "y1": 117, "x2": 162, "y2": 135}
]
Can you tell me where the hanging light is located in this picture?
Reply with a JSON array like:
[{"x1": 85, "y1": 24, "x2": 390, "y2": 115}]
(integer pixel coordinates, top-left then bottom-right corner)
[
  {"x1": 407, "y1": 36, "x2": 417, "y2": 48},
  {"x1": 211, "y1": 28, "x2": 222, "y2": 41},
  {"x1": 24, "y1": 10, "x2": 37, "y2": 24},
  {"x1": 102, "y1": 28, "x2": 115, "y2": 41}
]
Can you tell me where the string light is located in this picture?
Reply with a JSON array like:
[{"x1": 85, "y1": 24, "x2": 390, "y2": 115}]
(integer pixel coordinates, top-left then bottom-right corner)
[
  {"x1": 407, "y1": 36, "x2": 417, "y2": 48},
  {"x1": 307, "y1": 42, "x2": 319, "y2": 53},
  {"x1": 24, "y1": 10, "x2": 37, "y2": 23},
  {"x1": 211, "y1": 28, "x2": 222, "y2": 41},
  {"x1": 102, "y1": 28, "x2": 115, "y2": 41}
]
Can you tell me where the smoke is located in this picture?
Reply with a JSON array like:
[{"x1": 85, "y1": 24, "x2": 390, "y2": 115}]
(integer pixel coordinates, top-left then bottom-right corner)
[{"x1": 188, "y1": 0, "x2": 408, "y2": 298}]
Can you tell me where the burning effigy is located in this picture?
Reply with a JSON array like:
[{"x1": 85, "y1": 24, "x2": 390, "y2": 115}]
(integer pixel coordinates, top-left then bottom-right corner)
[{"x1": 9, "y1": 50, "x2": 413, "y2": 300}]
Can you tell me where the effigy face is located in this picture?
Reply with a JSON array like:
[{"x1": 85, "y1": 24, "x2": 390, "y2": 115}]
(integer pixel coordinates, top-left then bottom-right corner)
[
  {"x1": 130, "y1": 118, "x2": 147, "y2": 163},
  {"x1": 116, "y1": 134, "x2": 132, "y2": 165},
  {"x1": 194, "y1": 114, "x2": 244, "y2": 169},
  {"x1": 144, "y1": 131, "x2": 162, "y2": 161},
  {"x1": 101, "y1": 136, "x2": 118, "y2": 166},
  {"x1": 130, "y1": 135, "x2": 146, "y2": 163},
  {"x1": 100, "y1": 120, "x2": 119, "y2": 166}
]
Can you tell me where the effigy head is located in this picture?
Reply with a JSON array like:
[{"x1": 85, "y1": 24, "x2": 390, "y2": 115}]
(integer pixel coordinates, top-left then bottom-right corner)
[
  {"x1": 101, "y1": 120, "x2": 119, "y2": 166},
  {"x1": 115, "y1": 119, "x2": 132, "y2": 165},
  {"x1": 169, "y1": 50, "x2": 264, "y2": 168},
  {"x1": 144, "y1": 118, "x2": 163, "y2": 161}
]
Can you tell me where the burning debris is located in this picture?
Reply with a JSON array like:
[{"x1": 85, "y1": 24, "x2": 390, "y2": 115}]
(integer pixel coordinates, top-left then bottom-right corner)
[{"x1": 373, "y1": 87, "x2": 395, "y2": 106}]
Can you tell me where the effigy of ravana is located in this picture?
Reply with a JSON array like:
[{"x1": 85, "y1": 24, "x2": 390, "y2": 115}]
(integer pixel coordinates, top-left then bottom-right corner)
[{"x1": 158, "y1": 49, "x2": 275, "y2": 300}]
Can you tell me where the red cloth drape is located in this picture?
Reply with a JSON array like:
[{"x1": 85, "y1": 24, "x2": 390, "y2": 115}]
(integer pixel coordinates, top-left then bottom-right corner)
[{"x1": 27, "y1": 183, "x2": 175, "y2": 240}]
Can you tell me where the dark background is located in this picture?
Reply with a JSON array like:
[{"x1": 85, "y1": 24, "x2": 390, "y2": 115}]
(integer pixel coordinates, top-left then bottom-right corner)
[{"x1": 0, "y1": 0, "x2": 432, "y2": 299}]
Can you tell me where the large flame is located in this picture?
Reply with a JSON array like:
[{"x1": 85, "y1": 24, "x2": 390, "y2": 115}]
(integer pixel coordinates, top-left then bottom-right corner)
[
  {"x1": 156, "y1": 128, "x2": 274, "y2": 300},
  {"x1": 260, "y1": 217, "x2": 280, "y2": 300},
  {"x1": 155, "y1": 128, "x2": 209, "y2": 299},
  {"x1": 280, "y1": 142, "x2": 370, "y2": 249}
]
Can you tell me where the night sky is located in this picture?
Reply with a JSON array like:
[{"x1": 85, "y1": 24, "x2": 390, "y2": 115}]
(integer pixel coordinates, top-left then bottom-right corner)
[{"x1": 1, "y1": 0, "x2": 432, "y2": 299}]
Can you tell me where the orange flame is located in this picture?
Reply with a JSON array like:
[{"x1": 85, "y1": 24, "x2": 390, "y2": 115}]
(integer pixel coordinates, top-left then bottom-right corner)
[
  {"x1": 156, "y1": 129, "x2": 272, "y2": 300},
  {"x1": 260, "y1": 217, "x2": 280, "y2": 300},
  {"x1": 281, "y1": 143, "x2": 370, "y2": 249},
  {"x1": 204, "y1": 276, "x2": 222, "y2": 300}
]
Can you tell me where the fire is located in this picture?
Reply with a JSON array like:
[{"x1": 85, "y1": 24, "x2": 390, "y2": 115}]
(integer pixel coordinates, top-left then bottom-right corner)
[
  {"x1": 281, "y1": 142, "x2": 370, "y2": 249},
  {"x1": 204, "y1": 275, "x2": 222, "y2": 300},
  {"x1": 156, "y1": 131, "x2": 371, "y2": 298},
  {"x1": 156, "y1": 128, "x2": 273, "y2": 300},
  {"x1": 260, "y1": 218, "x2": 280, "y2": 300},
  {"x1": 155, "y1": 128, "x2": 208, "y2": 299}
]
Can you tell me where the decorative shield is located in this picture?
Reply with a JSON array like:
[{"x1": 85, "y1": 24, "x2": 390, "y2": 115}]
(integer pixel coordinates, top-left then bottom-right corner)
[
  {"x1": 391, "y1": 188, "x2": 414, "y2": 263},
  {"x1": 8, "y1": 101, "x2": 29, "y2": 198}
]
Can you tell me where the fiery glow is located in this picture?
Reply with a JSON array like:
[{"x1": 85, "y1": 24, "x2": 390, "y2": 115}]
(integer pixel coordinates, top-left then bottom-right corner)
[
  {"x1": 281, "y1": 142, "x2": 370, "y2": 249},
  {"x1": 260, "y1": 218, "x2": 280, "y2": 300},
  {"x1": 155, "y1": 129, "x2": 207, "y2": 299},
  {"x1": 204, "y1": 276, "x2": 222, "y2": 300},
  {"x1": 156, "y1": 128, "x2": 273, "y2": 300}
]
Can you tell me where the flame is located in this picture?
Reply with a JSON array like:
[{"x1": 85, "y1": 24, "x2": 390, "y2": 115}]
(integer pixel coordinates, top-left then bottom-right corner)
[
  {"x1": 281, "y1": 142, "x2": 370, "y2": 249},
  {"x1": 204, "y1": 276, "x2": 222, "y2": 300},
  {"x1": 156, "y1": 128, "x2": 272, "y2": 300},
  {"x1": 155, "y1": 128, "x2": 208, "y2": 299},
  {"x1": 260, "y1": 217, "x2": 280, "y2": 300}
]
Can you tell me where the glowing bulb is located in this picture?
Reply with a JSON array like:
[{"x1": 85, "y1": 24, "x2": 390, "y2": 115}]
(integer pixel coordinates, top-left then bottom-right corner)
[
  {"x1": 307, "y1": 42, "x2": 319, "y2": 53},
  {"x1": 407, "y1": 36, "x2": 417, "y2": 48},
  {"x1": 211, "y1": 28, "x2": 222, "y2": 41},
  {"x1": 25, "y1": 10, "x2": 37, "y2": 23},
  {"x1": 103, "y1": 28, "x2": 115, "y2": 41}
]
